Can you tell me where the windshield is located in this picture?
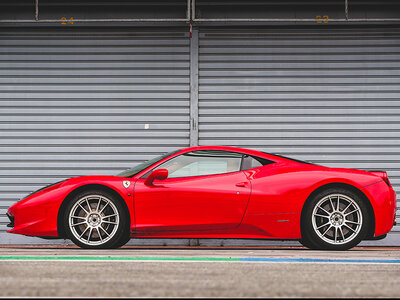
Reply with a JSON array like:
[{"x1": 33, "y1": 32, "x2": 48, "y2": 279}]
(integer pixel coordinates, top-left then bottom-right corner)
[{"x1": 116, "y1": 150, "x2": 180, "y2": 178}]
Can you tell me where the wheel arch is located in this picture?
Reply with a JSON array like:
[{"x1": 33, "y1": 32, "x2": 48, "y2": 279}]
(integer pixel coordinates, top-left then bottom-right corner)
[
  {"x1": 300, "y1": 182, "x2": 376, "y2": 240},
  {"x1": 57, "y1": 183, "x2": 130, "y2": 238}
]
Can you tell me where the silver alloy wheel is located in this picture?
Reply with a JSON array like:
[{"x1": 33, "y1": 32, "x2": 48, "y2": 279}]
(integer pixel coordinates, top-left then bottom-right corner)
[
  {"x1": 68, "y1": 195, "x2": 120, "y2": 246},
  {"x1": 311, "y1": 193, "x2": 362, "y2": 245}
]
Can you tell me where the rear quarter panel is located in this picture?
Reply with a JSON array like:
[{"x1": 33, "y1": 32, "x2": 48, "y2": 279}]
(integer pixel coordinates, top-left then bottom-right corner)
[
  {"x1": 361, "y1": 180, "x2": 396, "y2": 236},
  {"x1": 241, "y1": 163, "x2": 382, "y2": 239}
]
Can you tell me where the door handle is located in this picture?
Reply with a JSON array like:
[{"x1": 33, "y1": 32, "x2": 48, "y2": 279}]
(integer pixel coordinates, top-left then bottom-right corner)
[{"x1": 235, "y1": 182, "x2": 248, "y2": 187}]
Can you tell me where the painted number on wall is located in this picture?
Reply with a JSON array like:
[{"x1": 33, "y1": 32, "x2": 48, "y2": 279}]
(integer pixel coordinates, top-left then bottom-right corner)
[
  {"x1": 61, "y1": 17, "x2": 74, "y2": 25},
  {"x1": 316, "y1": 15, "x2": 329, "y2": 23}
]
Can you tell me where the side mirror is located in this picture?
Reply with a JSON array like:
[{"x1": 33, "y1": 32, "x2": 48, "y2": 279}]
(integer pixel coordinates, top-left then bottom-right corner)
[{"x1": 144, "y1": 169, "x2": 168, "y2": 186}]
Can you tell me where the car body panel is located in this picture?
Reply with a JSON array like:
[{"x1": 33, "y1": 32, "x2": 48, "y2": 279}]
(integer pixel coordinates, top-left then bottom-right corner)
[
  {"x1": 133, "y1": 171, "x2": 251, "y2": 233},
  {"x1": 6, "y1": 145, "x2": 396, "y2": 241},
  {"x1": 240, "y1": 165, "x2": 383, "y2": 238},
  {"x1": 7, "y1": 176, "x2": 135, "y2": 237},
  {"x1": 361, "y1": 180, "x2": 397, "y2": 236}
]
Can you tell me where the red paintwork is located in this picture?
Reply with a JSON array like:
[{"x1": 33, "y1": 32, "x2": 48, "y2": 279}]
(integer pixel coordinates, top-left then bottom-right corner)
[
  {"x1": 7, "y1": 176, "x2": 135, "y2": 238},
  {"x1": 134, "y1": 171, "x2": 251, "y2": 232},
  {"x1": 7, "y1": 146, "x2": 397, "y2": 241},
  {"x1": 144, "y1": 169, "x2": 168, "y2": 186}
]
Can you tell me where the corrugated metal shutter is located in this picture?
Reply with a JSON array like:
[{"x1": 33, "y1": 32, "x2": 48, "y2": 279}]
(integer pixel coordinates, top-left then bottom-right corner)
[
  {"x1": 198, "y1": 27, "x2": 400, "y2": 244},
  {"x1": 0, "y1": 28, "x2": 190, "y2": 241}
]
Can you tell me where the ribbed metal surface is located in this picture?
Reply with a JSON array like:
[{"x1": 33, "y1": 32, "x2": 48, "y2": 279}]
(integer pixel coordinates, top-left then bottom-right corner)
[
  {"x1": 198, "y1": 27, "x2": 400, "y2": 239},
  {"x1": 0, "y1": 28, "x2": 190, "y2": 233}
]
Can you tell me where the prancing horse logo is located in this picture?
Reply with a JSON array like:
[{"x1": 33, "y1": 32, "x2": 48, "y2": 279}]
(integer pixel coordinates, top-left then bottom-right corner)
[{"x1": 123, "y1": 181, "x2": 130, "y2": 188}]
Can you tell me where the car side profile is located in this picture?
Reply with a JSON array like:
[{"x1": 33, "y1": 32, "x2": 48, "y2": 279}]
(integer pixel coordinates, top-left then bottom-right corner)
[{"x1": 6, "y1": 146, "x2": 397, "y2": 250}]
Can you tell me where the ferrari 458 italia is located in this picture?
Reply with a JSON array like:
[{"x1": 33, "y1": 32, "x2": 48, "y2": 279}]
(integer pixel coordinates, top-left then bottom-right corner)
[{"x1": 7, "y1": 146, "x2": 397, "y2": 250}]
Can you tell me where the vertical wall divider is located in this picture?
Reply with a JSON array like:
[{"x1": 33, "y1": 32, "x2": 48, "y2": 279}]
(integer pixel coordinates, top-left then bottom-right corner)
[
  {"x1": 189, "y1": 26, "x2": 200, "y2": 247},
  {"x1": 189, "y1": 27, "x2": 199, "y2": 147}
]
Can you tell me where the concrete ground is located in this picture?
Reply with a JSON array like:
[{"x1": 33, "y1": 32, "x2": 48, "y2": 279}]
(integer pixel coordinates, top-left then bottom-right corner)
[{"x1": 0, "y1": 246, "x2": 400, "y2": 298}]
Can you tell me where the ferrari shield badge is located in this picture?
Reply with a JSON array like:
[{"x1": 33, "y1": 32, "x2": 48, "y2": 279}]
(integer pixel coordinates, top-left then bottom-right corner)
[{"x1": 123, "y1": 181, "x2": 130, "y2": 188}]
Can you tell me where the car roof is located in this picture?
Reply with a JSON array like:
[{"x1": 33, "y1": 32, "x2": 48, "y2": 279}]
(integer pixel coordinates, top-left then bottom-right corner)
[{"x1": 177, "y1": 145, "x2": 295, "y2": 164}]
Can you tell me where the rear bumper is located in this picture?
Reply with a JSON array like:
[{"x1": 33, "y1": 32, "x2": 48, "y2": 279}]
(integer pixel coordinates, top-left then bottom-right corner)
[{"x1": 362, "y1": 180, "x2": 397, "y2": 237}]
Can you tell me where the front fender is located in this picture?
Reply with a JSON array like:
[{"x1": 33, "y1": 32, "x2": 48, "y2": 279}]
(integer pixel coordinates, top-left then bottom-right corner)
[{"x1": 7, "y1": 176, "x2": 134, "y2": 238}]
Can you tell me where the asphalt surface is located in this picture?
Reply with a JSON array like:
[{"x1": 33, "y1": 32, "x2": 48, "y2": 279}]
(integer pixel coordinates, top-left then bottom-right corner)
[{"x1": 1, "y1": 246, "x2": 400, "y2": 298}]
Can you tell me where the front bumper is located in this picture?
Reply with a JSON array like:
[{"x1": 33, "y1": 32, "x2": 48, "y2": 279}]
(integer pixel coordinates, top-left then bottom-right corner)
[{"x1": 6, "y1": 183, "x2": 70, "y2": 237}]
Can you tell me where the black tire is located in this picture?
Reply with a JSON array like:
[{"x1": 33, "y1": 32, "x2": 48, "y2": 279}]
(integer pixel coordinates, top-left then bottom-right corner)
[
  {"x1": 301, "y1": 188, "x2": 370, "y2": 251},
  {"x1": 63, "y1": 190, "x2": 129, "y2": 249},
  {"x1": 299, "y1": 238, "x2": 319, "y2": 250},
  {"x1": 113, "y1": 231, "x2": 131, "y2": 248}
]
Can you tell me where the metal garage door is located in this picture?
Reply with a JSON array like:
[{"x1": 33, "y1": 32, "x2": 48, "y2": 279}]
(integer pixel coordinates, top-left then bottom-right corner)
[
  {"x1": 198, "y1": 27, "x2": 400, "y2": 245},
  {"x1": 0, "y1": 27, "x2": 190, "y2": 243}
]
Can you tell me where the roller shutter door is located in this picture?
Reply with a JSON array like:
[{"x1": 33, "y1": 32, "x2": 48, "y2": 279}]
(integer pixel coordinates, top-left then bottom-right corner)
[
  {"x1": 199, "y1": 27, "x2": 400, "y2": 245},
  {"x1": 0, "y1": 28, "x2": 190, "y2": 242}
]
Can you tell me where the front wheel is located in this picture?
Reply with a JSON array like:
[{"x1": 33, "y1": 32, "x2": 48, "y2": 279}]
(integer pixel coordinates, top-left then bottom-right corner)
[
  {"x1": 63, "y1": 190, "x2": 129, "y2": 249},
  {"x1": 301, "y1": 188, "x2": 370, "y2": 250}
]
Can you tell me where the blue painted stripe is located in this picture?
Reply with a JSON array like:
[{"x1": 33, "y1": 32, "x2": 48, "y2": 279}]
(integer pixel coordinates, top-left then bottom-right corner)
[
  {"x1": 239, "y1": 257, "x2": 400, "y2": 263},
  {"x1": 1, "y1": 256, "x2": 399, "y2": 264}
]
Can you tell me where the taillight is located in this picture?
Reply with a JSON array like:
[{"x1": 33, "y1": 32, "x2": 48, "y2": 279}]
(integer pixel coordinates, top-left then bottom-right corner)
[{"x1": 370, "y1": 171, "x2": 392, "y2": 187}]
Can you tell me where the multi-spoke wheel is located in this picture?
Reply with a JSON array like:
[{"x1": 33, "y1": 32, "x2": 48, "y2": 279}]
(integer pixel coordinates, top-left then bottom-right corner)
[
  {"x1": 64, "y1": 190, "x2": 129, "y2": 249},
  {"x1": 301, "y1": 188, "x2": 370, "y2": 250}
]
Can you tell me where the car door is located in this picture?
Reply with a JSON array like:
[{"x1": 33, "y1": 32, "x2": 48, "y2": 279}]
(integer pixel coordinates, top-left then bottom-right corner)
[{"x1": 133, "y1": 150, "x2": 251, "y2": 232}]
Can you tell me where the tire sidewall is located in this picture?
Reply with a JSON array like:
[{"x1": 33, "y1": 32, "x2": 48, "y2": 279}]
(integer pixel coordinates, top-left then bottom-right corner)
[{"x1": 302, "y1": 188, "x2": 370, "y2": 250}]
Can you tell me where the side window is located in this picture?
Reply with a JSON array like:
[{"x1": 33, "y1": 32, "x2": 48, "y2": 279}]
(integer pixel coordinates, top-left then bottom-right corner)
[
  {"x1": 154, "y1": 150, "x2": 243, "y2": 178},
  {"x1": 241, "y1": 155, "x2": 274, "y2": 171}
]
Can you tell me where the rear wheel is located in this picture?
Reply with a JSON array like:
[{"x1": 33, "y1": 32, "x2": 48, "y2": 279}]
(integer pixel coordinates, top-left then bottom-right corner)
[
  {"x1": 301, "y1": 188, "x2": 370, "y2": 250},
  {"x1": 114, "y1": 231, "x2": 131, "y2": 248},
  {"x1": 63, "y1": 190, "x2": 129, "y2": 249},
  {"x1": 299, "y1": 238, "x2": 319, "y2": 250}
]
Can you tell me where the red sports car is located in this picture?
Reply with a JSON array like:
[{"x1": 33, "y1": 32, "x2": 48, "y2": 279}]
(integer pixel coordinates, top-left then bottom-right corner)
[{"x1": 7, "y1": 146, "x2": 397, "y2": 250}]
